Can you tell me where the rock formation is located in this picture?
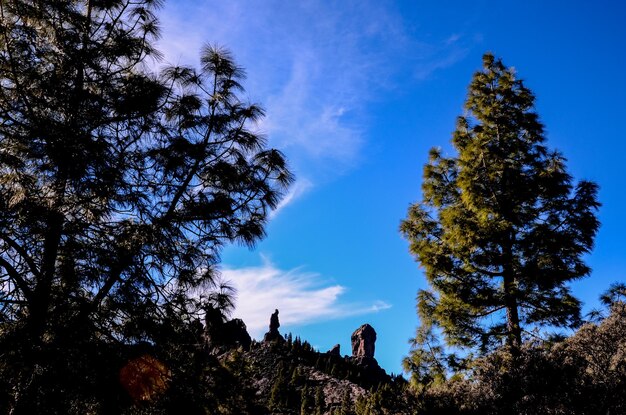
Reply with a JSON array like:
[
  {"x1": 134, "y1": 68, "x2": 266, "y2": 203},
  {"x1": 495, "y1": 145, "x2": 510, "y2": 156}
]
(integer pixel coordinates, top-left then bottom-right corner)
[
  {"x1": 328, "y1": 344, "x2": 341, "y2": 356},
  {"x1": 222, "y1": 318, "x2": 252, "y2": 351},
  {"x1": 204, "y1": 306, "x2": 252, "y2": 352},
  {"x1": 270, "y1": 309, "x2": 280, "y2": 331},
  {"x1": 351, "y1": 324, "x2": 376, "y2": 358},
  {"x1": 263, "y1": 309, "x2": 284, "y2": 343}
]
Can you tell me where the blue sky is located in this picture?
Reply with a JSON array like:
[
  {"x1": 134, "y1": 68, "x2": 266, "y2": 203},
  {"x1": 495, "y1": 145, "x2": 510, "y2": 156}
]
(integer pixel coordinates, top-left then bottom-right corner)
[{"x1": 157, "y1": 1, "x2": 626, "y2": 374}]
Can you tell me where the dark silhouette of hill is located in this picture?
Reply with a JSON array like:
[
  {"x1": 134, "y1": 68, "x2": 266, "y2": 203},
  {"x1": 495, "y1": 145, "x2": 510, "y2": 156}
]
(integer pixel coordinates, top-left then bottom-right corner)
[{"x1": 204, "y1": 309, "x2": 417, "y2": 414}]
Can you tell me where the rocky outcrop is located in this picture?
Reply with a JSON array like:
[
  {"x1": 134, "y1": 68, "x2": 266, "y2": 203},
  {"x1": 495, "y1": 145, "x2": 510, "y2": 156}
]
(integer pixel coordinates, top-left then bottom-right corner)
[
  {"x1": 204, "y1": 306, "x2": 252, "y2": 352},
  {"x1": 263, "y1": 309, "x2": 284, "y2": 343},
  {"x1": 350, "y1": 324, "x2": 387, "y2": 381},
  {"x1": 351, "y1": 324, "x2": 376, "y2": 358},
  {"x1": 222, "y1": 318, "x2": 252, "y2": 351},
  {"x1": 270, "y1": 309, "x2": 280, "y2": 331},
  {"x1": 227, "y1": 325, "x2": 402, "y2": 414},
  {"x1": 328, "y1": 344, "x2": 341, "y2": 356}
]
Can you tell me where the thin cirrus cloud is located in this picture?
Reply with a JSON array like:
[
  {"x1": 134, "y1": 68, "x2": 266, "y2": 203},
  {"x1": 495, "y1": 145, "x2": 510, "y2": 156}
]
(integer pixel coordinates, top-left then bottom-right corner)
[
  {"x1": 221, "y1": 259, "x2": 392, "y2": 338},
  {"x1": 156, "y1": 0, "x2": 388, "y2": 174},
  {"x1": 156, "y1": 1, "x2": 473, "y2": 189},
  {"x1": 269, "y1": 178, "x2": 313, "y2": 220}
]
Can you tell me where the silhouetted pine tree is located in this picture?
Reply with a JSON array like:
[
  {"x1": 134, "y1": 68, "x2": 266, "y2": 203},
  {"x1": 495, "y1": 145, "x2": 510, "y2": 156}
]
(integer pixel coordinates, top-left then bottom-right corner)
[{"x1": 0, "y1": 0, "x2": 292, "y2": 412}]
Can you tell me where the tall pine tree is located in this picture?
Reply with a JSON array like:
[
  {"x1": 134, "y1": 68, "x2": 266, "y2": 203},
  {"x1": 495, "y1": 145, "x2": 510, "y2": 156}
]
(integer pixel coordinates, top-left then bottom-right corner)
[
  {"x1": 401, "y1": 53, "x2": 600, "y2": 356},
  {"x1": 0, "y1": 1, "x2": 292, "y2": 411}
]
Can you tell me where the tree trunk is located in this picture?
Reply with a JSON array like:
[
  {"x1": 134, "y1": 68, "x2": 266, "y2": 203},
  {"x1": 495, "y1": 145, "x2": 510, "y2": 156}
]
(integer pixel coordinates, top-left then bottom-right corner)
[
  {"x1": 503, "y1": 271, "x2": 522, "y2": 350},
  {"x1": 28, "y1": 209, "x2": 64, "y2": 344},
  {"x1": 502, "y1": 230, "x2": 522, "y2": 351}
]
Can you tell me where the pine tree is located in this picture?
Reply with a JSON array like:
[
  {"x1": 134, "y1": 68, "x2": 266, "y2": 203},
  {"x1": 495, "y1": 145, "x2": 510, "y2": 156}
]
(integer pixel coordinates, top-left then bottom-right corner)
[
  {"x1": 301, "y1": 385, "x2": 312, "y2": 415},
  {"x1": 269, "y1": 363, "x2": 289, "y2": 410},
  {"x1": 402, "y1": 325, "x2": 448, "y2": 391},
  {"x1": 0, "y1": 1, "x2": 292, "y2": 411},
  {"x1": 401, "y1": 53, "x2": 600, "y2": 355},
  {"x1": 314, "y1": 386, "x2": 325, "y2": 415},
  {"x1": 354, "y1": 396, "x2": 368, "y2": 415},
  {"x1": 339, "y1": 389, "x2": 352, "y2": 415},
  {"x1": 600, "y1": 282, "x2": 626, "y2": 308}
]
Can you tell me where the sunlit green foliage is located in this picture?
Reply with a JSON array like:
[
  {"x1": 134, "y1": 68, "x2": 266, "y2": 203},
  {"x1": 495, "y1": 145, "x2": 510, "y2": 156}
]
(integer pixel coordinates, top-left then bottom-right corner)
[{"x1": 401, "y1": 53, "x2": 600, "y2": 364}]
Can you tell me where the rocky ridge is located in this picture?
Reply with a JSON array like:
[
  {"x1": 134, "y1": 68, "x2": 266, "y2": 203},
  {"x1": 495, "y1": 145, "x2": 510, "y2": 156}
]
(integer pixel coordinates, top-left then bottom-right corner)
[{"x1": 212, "y1": 310, "x2": 415, "y2": 414}]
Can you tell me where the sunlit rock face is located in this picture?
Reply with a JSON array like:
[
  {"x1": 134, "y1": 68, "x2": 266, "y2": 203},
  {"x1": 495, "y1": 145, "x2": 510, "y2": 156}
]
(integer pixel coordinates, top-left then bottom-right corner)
[{"x1": 351, "y1": 324, "x2": 376, "y2": 358}]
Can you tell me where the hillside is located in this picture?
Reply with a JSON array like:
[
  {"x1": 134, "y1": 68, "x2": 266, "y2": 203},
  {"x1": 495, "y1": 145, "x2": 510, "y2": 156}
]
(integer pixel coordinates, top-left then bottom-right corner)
[
  {"x1": 201, "y1": 310, "x2": 417, "y2": 414},
  {"x1": 112, "y1": 304, "x2": 626, "y2": 415}
]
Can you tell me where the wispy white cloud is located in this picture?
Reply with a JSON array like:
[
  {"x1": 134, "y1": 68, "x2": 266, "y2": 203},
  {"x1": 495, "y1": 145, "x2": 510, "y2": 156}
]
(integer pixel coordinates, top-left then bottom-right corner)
[
  {"x1": 413, "y1": 46, "x2": 470, "y2": 81},
  {"x1": 270, "y1": 178, "x2": 313, "y2": 219},
  {"x1": 156, "y1": 1, "x2": 476, "y2": 214},
  {"x1": 221, "y1": 258, "x2": 391, "y2": 338},
  {"x1": 407, "y1": 31, "x2": 474, "y2": 81},
  {"x1": 157, "y1": 1, "x2": 470, "y2": 164},
  {"x1": 157, "y1": 1, "x2": 387, "y2": 175}
]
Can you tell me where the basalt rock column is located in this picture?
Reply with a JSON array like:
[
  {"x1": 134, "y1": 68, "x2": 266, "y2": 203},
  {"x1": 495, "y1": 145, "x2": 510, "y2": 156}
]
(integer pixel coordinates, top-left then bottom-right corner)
[
  {"x1": 351, "y1": 324, "x2": 376, "y2": 358},
  {"x1": 263, "y1": 309, "x2": 284, "y2": 343}
]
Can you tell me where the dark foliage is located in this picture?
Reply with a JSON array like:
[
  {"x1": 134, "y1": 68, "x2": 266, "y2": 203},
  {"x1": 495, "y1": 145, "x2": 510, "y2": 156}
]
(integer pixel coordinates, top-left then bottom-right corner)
[
  {"x1": 217, "y1": 336, "x2": 416, "y2": 415},
  {"x1": 0, "y1": 1, "x2": 291, "y2": 412},
  {"x1": 417, "y1": 302, "x2": 626, "y2": 415}
]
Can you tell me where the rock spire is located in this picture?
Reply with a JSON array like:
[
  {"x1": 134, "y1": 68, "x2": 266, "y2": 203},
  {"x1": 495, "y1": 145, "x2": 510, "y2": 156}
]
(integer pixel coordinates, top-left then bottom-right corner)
[
  {"x1": 351, "y1": 324, "x2": 376, "y2": 358},
  {"x1": 263, "y1": 309, "x2": 284, "y2": 343}
]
